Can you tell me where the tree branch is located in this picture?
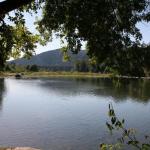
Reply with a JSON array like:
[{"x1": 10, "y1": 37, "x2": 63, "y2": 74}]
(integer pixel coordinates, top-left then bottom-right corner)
[{"x1": 0, "y1": 0, "x2": 34, "y2": 17}]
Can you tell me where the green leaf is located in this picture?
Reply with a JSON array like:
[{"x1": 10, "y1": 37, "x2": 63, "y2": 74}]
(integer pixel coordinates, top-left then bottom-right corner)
[
  {"x1": 142, "y1": 144, "x2": 150, "y2": 150},
  {"x1": 106, "y1": 122, "x2": 114, "y2": 131},
  {"x1": 122, "y1": 119, "x2": 125, "y2": 124},
  {"x1": 100, "y1": 143, "x2": 107, "y2": 150},
  {"x1": 127, "y1": 140, "x2": 139, "y2": 145},
  {"x1": 111, "y1": 117, "x2": 116, "y2": 124}
]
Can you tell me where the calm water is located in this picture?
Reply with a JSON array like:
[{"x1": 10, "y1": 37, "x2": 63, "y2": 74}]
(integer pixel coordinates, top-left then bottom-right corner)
[{"x1": 0, "y1": 77, "x2": 150, "y2": 150}]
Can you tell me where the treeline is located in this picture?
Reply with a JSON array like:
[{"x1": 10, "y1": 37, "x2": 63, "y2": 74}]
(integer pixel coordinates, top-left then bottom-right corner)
[
  {"x1": 38, "y1": 66, "x2": 73, "y2": 71},
  {"x1": 74, "y1": 61, "x2": 99, "y2": 73},
  {"x1": 4, "y1": 64, "x2": 39, "y2": 72},
  {"x1": 5, "y1": 62, "x2": 99, "y2": 73},
  {"x1": 75, "y1": 44, "x2": 150, "y2": 77},
  {"x1": 103, "y1": 44, "x2": 150, "y2": 77},
  {"x1": 5, "y1": 44, "x2": 150, "y2": 77},
  {"x1": 4, "y1": 63, "x2": 74, "y2": 72}
]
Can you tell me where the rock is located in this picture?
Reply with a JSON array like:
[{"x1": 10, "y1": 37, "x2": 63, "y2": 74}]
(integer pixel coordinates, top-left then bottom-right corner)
[{"x1": 15, "y1": 74, "x2": 22, "y2": 79}]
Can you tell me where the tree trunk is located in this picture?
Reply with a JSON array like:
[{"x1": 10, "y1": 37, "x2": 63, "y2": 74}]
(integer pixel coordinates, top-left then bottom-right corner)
[{"x1": 0, "y1": 56, "x2": 5, "y2": 71}]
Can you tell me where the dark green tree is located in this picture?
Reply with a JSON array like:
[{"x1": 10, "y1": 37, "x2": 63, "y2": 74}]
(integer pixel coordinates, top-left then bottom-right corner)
[
  {"x1": 26, "y1": 65, "x2": 30, "y2": 71},
  {"x1": 29, "y1": 64, "x2": 39, "y2": 72},
  {"x1": 36, "y1": 0, "x2": 150, "y2": 76},
  {"x1": 75, "y1": 60, "x2": 89, "y2": 72},
  {"x1": 0, "y1": 0, "x2": 150, "y2": 76}
]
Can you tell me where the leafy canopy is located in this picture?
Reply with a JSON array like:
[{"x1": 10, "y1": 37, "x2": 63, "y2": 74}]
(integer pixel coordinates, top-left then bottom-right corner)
[{"x1": 0, "y1": 0, "x2": 150, "y2": 75}]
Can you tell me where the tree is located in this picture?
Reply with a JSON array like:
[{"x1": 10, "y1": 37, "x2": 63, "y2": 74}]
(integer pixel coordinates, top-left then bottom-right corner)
[
  {"x1": 36, "y1": 0, "x2": 150, "y2": 76},
  {"x1": 29, "y1": 64, "x2": 39, "y2": 72},
  {"x1": 75, "y1": 60, "x2": 89, "y2": 72},
  {"x1": 26, "y1": 65, "x2": 30, "y2": 71},
  {"x1": 0, "y1": 0, "x2": 42, "y2": 70},
  {"x1": 0, "y1": 0, "x2": 33, "y2": 16},
  {"x1": 0, "y1": 0, "x2": 150, "y2": 75}
]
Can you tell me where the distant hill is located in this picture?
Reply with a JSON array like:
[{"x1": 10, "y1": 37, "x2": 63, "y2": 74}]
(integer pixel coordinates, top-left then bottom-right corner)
[{"x1": 9, "y1": 49, "x2": 88, "y2": 70}]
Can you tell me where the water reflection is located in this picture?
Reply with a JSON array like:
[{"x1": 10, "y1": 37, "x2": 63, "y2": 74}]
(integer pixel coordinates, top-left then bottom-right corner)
[
  {"x1": 38, "y1": 78, "x2": 97, "y2": 96},
  {"x1": 0, "y1": 78, "x2": 149, "y2": 150},
  {"x1": 74, "y1": 78, "x2": 150, "y2": 103},
  {"x1": 0, "y1": 78, "x2": 6, "y2": 110},
  {"x1": 36, "y1": 77, "x2": 150, "y2": 103}
]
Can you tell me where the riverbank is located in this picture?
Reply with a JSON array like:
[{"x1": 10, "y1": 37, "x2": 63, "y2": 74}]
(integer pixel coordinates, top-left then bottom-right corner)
[
  {"x1": 0, "y1": 71, "x2": 111, "y2": 79},
  {"x1": 1, "y1": 71, "x2": 150, "y2": 79}
]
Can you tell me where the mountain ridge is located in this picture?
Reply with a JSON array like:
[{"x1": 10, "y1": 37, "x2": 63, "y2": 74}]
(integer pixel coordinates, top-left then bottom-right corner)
[{"x1": 10, "y1": 49, "x2": 88, "y2": 68}]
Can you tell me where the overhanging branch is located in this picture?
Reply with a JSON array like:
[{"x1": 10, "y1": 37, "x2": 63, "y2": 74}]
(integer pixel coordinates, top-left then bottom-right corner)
[{"x1": 0, "y1": 0, "x2": 34, "y2": 17}]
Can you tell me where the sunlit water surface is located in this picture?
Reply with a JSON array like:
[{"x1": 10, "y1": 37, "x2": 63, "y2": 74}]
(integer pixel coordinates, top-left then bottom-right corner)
[{"x1": 0, "y1": 78, "x2": 150, "y2": 150}]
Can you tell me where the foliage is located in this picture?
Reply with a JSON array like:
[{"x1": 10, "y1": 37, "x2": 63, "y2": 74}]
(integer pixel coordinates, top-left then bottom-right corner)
[
  {"x1": 27, "y1": 64, "x2": 39, "y2": 72},
  {"x1": 36, "y1": 0, "x2": 150, "y2": 76},
  {"x1": 4, "y1": 64, "x2": 12, "y2": 71},
  {"x1": 100, "y1": 104, "x2": 150, "y2": 150},
  {"x1": 5, "y1": 64, "x2": 26, "y2": 73},
  {"x1": 75, "y1": 60, "x2": 89, "y2": 72},
  {"x1": 0, "y1": 10, "x2": 40, "y2": 69},
  {"x1": 1, "y1": 0, "x2": 150, "y2": 76},
  {"x1": 4, "y1": 63, "x2": 39, "y2": 72},
  {"x1": 74, "y1": 60, "x2": 102, "y2": 73}
]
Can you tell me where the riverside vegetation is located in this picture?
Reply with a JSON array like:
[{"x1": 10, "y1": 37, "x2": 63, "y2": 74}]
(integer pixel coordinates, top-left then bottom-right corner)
[{"x1": 100, "y1": 104, "x2": 150, "y2": 150}]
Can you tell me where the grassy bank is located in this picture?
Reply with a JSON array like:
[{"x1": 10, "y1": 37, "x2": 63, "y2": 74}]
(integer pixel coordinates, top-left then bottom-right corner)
[{"x1": 0, "y1": 71, "x2": 111, "y2": 78}]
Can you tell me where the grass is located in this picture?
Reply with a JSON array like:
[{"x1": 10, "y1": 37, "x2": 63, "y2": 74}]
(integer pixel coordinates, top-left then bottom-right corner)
[{"x1": 0, "y1": 71, "x2": 111, "y2": 78}]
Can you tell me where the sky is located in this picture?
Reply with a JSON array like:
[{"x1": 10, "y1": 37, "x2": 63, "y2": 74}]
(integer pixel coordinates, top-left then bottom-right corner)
[{"x1": 137, "y1": 22, "x2": 150, "y2": 43}]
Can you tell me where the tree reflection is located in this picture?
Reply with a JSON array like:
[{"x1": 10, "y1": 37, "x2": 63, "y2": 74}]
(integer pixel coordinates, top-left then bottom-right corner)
[
  {"x1": 38, "y1": 77, "x2": 150, "y2": 103},
  {"x1": 0, "y1": 78, "x2": 6, "y2": 111},
  {"x1": 75, "y1": 78, "x2": 150, "y2": 103}
]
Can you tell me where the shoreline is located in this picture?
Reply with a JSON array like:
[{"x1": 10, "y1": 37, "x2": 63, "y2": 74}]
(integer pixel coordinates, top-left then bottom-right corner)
[
  {"x1": 0, "y1": 71, "x2": 111, "y2": 79},
  {"x1": 0, "y1": 71, "x2": 150, "y2": 79}
]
